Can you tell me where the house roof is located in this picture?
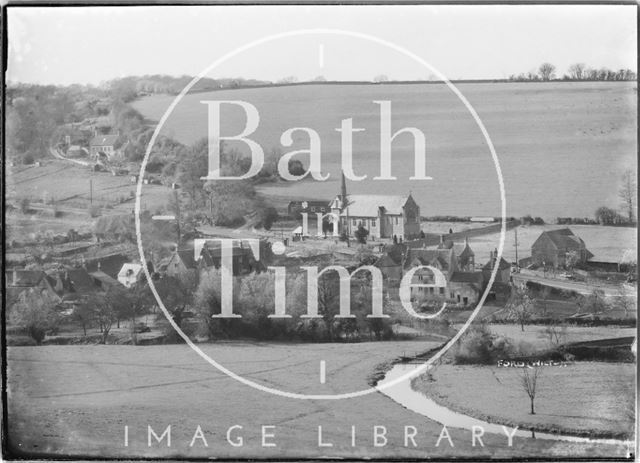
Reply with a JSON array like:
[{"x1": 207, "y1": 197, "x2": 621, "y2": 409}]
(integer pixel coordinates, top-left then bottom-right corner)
[
  {"x1": 449, "y1": 271, "x2": 484, "y2": 284},
  {"x1": 538, "y1": 228, "x2": 587, "y2": 250},
  {"x1": 5, "y1": 270, "x2": 49, "y2": 287},
  {"x1": 483, "y1": 256, "x2": 511, "y2": 271},
  {"x1": 404, "y1": 248, "x2": 453, "y2": 271},
  {"x1": 374, "y1": 254, "x2": 401, "y2": 269},
  {"x1": 89, "y1": 270, "x2": 120, "y2": 287},
  {"x1": 90, "y1": 134, "x2": 119, "y2": 147},
  {"x1": 176, "y1": 250, "x2": 197, "y2": 269},
  {"x1": 65, "y1": 268, "x2": 100, "y2": 295},
  {"x1": 118, "y1": 263, "x2": 144, "y2": 278},
  {"x1": 334, "y1": 194, "x2": 411, "y2": 218},
  {"x1": 85, "y1": 254, "x2": 130, "y2": 280}
]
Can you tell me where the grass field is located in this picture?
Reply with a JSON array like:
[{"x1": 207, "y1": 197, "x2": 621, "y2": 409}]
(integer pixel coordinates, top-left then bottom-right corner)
[
  {"x1": 132, "y1": 81, "x2": 637, "y2": 219},
  {"x1": 6, "y1": 343, "x2": 631, "y2": 459},
  {"x1": 414, "y1": 362, "x2": 635, "y2": 439}
]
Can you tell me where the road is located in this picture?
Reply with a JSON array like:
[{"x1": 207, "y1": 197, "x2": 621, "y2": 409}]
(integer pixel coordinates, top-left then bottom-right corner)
[
  {"x1": 49, "y1": 146, "x2": 91, "y2": 167},
  {"x1": 512, "y1": 272, "x2": 636, "y2": 297}
]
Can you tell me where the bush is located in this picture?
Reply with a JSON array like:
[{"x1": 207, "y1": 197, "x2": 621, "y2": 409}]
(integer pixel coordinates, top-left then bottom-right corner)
[
  {"x1": 453, "y1": 323, "x2": 512, "y2": 364},
  {"x1": 88, "y1": 205, "x2": 102, "y2": 218}
]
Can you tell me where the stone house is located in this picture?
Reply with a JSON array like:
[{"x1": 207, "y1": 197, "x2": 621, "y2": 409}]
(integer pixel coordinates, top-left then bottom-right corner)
[{"x1": 482, "y1": 249, "x2": 512, "y2": 284}]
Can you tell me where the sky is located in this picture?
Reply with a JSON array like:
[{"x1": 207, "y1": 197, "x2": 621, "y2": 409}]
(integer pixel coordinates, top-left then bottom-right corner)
[{"x1": 5, "y1": 5, "x2": 637, "y2": 86}]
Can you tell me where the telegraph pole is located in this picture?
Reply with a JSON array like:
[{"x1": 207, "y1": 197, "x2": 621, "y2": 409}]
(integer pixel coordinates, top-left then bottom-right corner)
[
  {"x1": 514, "y1": 228, "x2": 519, "y2": 269},
  {"x1": 90, "y1": 179, "x2": 93, "y2": 205}
]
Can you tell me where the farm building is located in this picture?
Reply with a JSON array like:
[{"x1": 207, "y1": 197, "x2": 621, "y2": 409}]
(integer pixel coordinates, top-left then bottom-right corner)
[{"x1": 531, "y1": 228, "x2": 593, "y2": 269}]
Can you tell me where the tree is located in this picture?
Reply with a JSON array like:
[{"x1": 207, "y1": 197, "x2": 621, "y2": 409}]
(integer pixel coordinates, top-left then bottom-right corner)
[
  {"x1": 354, "y1": 225, "x2": 369, "y2": 244},
  {"x1": 614, "y1": 291, "x2": 636, "y2": 318},
  {"x1": 373, "y1": 74, "x2": 389, "y2": 83},
  {"x1": 564, "y1": 250, "x2": 580, "y2": 271},
  {"x1": 72, "y1": 300, "x2": 94, "y2": 337},
  {"x1": 537, "y1": 286, "x2": 552, "y2": 316},
  {"x1": 568, "y1": 63, "x2": 586, "y2": 80},
  {"x1": 540, "y1": 318, "x2": 567, "y2": 348},
  {"x1": 577, "y1": 289, "x2": 609, "y2": 315},
  {"x1": 506, "y1": 286, "x2": 534, "y2": 331},
  {"x1": 167, "y1": 190, "x2": 183, "y2": 243},
  {"x1": 521, "y1": 367, "x2": 542, "y2": 414},
  {"x1": 619, "y1": 170, "x2": 636, "y2": 223},
  {"x1": 9, "y1": 290, "x2": 60, "y2": 344},
  {"x1": 538, "y1": 63, "x2": 556, "y2": 81},
  {"x1": 85, "y1": 292, "x2": 115, "y2": 344},
  {"x1": 595, "y1": 206, "x2": 621, "y2": 225}
]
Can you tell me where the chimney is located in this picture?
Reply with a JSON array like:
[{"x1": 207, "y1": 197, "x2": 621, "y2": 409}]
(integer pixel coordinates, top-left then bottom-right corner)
[
  {"x1": 439, "y1": 235, "x2": 444, "y2": 245},
  {"x1": 465, "y1": 236, "x2": 469, "y2": 246},
  {"x1": 97, "y1": 261, "x2": 101, "y2": 270}
]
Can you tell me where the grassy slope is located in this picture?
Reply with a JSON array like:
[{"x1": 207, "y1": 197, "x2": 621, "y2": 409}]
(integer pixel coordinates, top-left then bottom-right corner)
[{"x1": 414, "y1": 362, "x2": 635, "y2": 439}]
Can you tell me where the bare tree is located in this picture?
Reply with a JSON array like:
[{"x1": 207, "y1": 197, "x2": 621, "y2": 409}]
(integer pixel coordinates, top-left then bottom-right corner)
[
  {"x1": 614, "y1": 291, "x2": 636, "y2": 318},
  {"x1": 521, "y1": 367, "x2": 542, "y2": 414},
  {"x1": 568, "y1": 63, "x2": 586, "y2": 80},
  {"x1": 538, "y1": 63, "x2": 556, "y2": 81},
  {"x1": 506, "y1": 286, "x2": 534, "y2": 331},
  {"x1": 373, "y1": 74, "x2": 389, "y2": 83},
  {"x1": 538, "y1": 286, "x2": 552, "y2": 316},
  {"x1": 619, "y1": 170, "x2": 637, "y2": 223},
  {"x1": 541, "y1": 318, "x2": 567, "y2": 348}
]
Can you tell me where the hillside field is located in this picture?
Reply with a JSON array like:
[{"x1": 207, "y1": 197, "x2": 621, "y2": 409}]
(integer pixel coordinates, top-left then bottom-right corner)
[{"x1": 133, "y1": 81, "x2": 637, "y2": 220}]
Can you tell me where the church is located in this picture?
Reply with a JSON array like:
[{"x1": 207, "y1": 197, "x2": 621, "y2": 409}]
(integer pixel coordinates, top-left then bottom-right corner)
[{"x1": 328, "y1": 175, "x2": 421, "y2": 240}]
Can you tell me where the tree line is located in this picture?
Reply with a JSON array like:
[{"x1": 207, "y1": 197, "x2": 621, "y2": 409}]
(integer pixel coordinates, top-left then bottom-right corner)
[{"x1": 508, "y1": 62, "x2": 636, "y2": 82}]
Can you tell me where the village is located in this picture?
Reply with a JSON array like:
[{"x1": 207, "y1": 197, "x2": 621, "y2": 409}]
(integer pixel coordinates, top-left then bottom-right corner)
[{"x1": 6, "y1": 159, "x2": 637, "y2": 346}]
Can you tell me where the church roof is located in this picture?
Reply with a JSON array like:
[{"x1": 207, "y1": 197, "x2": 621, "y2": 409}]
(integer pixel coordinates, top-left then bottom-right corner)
[{"x1": 335, "y1": 194, "x2": 411, "y2": 218}]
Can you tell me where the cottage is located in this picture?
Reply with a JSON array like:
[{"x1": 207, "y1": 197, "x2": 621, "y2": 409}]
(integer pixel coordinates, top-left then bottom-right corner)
[
  {"x1": 117, "y1": 263, "x2": 144, "y2": 288},
  {"x1": 5, "y1": 269, "x2": 61, "y2": 308},
  {"x1": 288, "y1": 200, "x2": 331, "y2": 218},
  {"x1": 531, "y1": 228, "x2": 593, "y2": 269},
  {"x1": 438, "y1": 236, "x2": 475, "y2": 271},
  {"x1": 482, "y1": 249, "x2": 512, "y2": 284},
  {"x1": 448, "y1": 271, "x2": 484, "y2": 306},
  {"x1": 89, "y1": 133, "x2": 121, "y2": 161}
]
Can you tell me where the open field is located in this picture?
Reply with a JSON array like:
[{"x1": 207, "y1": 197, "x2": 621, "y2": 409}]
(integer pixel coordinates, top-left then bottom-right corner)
[
  {"x1": 5, "y1": 160, "x2": 174, "y2": 242},
  {"x1": 6, "y1": 343, "x2": 631, "y2": 459},
  {"x1": 414, "y1": 362, "x2": 635, "y2": 439},
  {"x1": 133, "y1": 81, "x2": 637, "y2": 219}
]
